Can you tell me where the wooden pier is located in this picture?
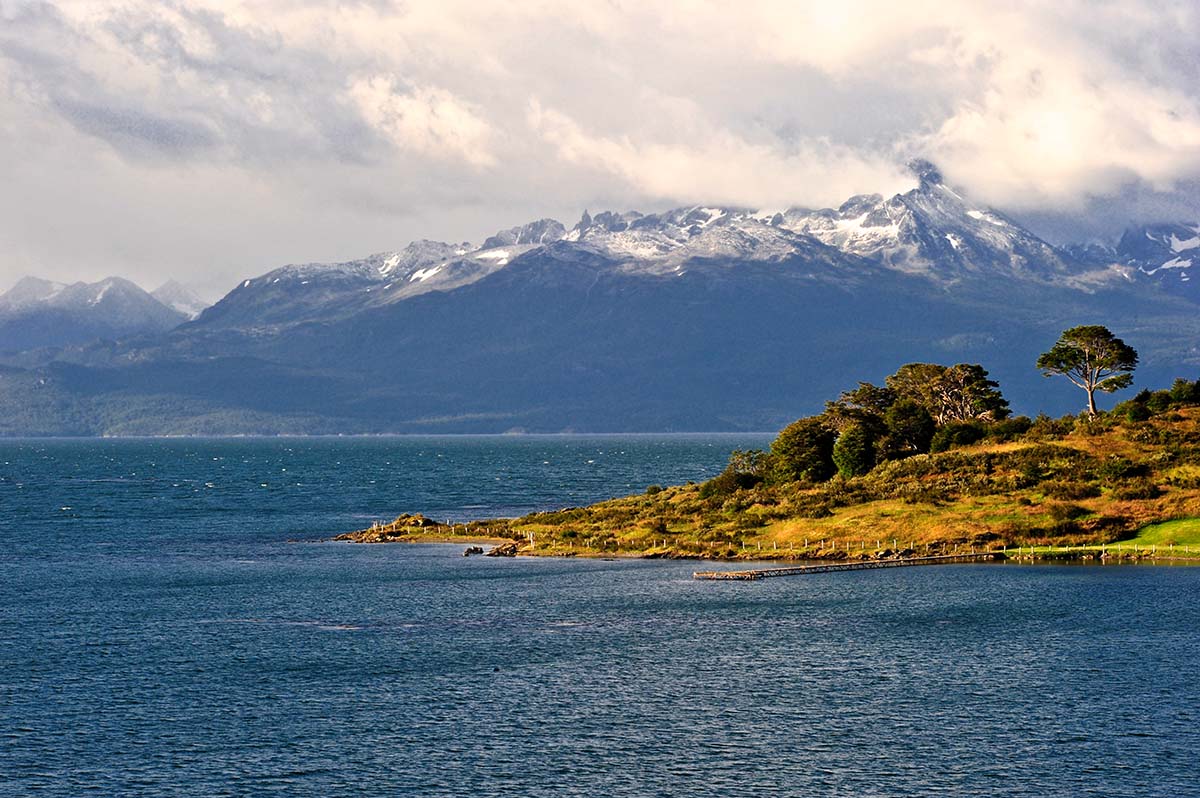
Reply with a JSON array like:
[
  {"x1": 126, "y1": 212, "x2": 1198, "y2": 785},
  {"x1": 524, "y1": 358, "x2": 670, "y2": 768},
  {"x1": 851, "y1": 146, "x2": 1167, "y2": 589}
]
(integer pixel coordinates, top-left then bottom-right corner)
[{"x1": 693, "y1": 552, "x2": 1002, "y2": 580}]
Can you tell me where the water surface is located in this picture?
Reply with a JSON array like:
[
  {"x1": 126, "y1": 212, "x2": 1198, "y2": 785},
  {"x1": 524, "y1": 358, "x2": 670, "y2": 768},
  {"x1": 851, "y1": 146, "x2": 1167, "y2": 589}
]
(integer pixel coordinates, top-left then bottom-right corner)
[{"x1": 2, "y1": 437, "x2": 1197, "y2": 796}]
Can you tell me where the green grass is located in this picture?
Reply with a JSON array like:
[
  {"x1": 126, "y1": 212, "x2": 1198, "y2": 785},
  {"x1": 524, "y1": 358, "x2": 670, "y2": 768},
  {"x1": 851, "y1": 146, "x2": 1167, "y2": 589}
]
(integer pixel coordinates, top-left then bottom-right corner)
[
  {"x1": 1006, "y1": 517, "x2": 1200, "y2": 560},
  {"x1": 1127, "y1": 518, "x2": 1200, "y2": 546}
]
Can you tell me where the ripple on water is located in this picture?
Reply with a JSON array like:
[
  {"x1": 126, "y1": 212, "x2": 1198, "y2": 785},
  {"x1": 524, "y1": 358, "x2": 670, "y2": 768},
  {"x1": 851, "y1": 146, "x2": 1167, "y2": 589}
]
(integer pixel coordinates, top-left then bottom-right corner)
[{"x1": 1, "y1": 437, "x2": 1198, "y2": 797}]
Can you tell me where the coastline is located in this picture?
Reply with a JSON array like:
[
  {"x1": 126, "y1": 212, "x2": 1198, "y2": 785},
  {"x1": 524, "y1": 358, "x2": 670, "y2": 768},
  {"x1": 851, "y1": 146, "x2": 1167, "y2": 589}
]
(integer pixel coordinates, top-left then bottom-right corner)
[
  {"x1": 333, "y1": 521, "x2": 1200, "y2": 565},
  {"x1": 334, "y1": 407, "x2": 1200, "y2": 566}
]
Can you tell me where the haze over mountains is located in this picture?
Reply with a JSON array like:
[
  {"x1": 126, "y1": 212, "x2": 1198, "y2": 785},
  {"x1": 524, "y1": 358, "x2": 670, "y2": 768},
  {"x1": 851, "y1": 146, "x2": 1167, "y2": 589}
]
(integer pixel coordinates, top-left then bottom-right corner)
[{"x1": 1, "y1": 163, "x2": 1197, "y2": 436}]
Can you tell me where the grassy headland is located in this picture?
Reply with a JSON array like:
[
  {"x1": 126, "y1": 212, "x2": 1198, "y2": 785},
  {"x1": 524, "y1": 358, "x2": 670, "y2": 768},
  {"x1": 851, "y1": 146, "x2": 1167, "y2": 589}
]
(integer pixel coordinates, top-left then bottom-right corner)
[{"x1": 337, "y1": 369, "x2": 1200, "y2": 563}]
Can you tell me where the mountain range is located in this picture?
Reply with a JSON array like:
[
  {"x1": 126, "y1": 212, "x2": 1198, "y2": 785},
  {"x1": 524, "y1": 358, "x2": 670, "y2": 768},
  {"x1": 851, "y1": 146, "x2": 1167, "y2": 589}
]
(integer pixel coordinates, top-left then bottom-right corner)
[{"x1": 1, "y1": 161, "x2": 1197, "y2": 435}]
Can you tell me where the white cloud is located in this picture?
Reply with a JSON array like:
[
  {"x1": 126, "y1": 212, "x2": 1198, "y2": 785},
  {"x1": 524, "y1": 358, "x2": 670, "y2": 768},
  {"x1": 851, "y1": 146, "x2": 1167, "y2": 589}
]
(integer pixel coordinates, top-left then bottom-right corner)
[
  {"x1": 527, "y1": 99, "x2": 913, "y2": 209},
  {"x1": 1, "y1": 0, "x2": 1200, "y2": 290},
  {"x1": 349, "y1": 76, "x2": 495, "y2": 167}
]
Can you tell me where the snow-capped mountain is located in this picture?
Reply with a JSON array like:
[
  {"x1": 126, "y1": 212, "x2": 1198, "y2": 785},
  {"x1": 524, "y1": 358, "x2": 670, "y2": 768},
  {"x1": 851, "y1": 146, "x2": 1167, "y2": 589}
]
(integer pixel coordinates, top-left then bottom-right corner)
[
  {"x1": 0, "y1": 276, "x2": 187, "y2": 352},
  {"x1": 776, "y1": 161, "x2": 1089, "y2": 284},
  {"x1": 1117, "y1": 222, "x2": 1198, "y2": 290},
  {"x1": 194, "y1": 160, "x2": 1110, "y2": 335},
  {"x1": 1063, "y1": 221, "x2": 1199, "y2": 300},
  {"x1": 151, "y1": 280, "x2": 211, "y2": 319},
  {"x1": 4, "y1": 160, "x2": 1199, "y2": 435},
  {"x1": 193, "y1": 238, "x2": 529, "y2": 330}
]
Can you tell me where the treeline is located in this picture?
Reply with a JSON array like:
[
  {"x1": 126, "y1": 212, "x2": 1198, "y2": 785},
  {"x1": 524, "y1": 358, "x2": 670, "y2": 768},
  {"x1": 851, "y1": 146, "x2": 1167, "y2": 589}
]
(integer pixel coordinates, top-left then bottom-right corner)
[{"x1": 704, "y1": 363, "x2": 1200, "y2": 500}]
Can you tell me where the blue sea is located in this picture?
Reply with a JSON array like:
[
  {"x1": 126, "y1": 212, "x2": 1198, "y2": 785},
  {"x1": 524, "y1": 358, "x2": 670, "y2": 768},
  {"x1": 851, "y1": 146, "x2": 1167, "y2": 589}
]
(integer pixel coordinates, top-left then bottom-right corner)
[{"x1": 2, "y1": 436, "x2": 1198, "y2": 797}]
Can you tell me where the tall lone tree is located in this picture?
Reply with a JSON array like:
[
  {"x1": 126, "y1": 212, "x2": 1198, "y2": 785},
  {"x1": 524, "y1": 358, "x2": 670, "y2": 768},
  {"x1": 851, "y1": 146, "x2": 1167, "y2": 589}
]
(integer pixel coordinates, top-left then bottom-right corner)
[{"x1": 1037, "y1": 325, "x2": 1138, "y2": 416}]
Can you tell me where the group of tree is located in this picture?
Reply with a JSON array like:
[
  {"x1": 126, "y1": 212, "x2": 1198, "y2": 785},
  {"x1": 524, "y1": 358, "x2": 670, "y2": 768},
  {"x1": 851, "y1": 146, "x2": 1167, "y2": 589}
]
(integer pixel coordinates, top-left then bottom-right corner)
[
  {"x1": 705, "y1": 324, "x2": 1197, "y2": 497},
  {"x1": 767, "y1": 360, "x2": 1011, "y2": 483}
]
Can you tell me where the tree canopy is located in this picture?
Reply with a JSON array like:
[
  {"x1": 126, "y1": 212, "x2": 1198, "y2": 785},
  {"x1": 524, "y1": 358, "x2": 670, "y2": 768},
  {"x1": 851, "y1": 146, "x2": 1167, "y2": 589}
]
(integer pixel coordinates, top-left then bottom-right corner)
[
  {"x1": 1036, "y1": 325, "x2": 1138, "y2": 416},
  {"x1": 886, "y1": 362, "x2": 1010, "y2": 424}
]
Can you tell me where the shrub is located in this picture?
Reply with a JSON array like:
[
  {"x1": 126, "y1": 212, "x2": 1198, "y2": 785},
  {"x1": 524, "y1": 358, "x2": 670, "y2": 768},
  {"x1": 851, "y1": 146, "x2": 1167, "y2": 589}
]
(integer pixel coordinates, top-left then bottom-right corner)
[
  {"x1": 987, "y1": 416, "x2": 1033, "y2": 442},
  {"x1": 1047, "y1": 502, "x2": 1090, "y2": 522},
  {"x1": 645, "y1": 484, "x2": 663, "y2": 495},
  {"x1": 1042, "y1": 480, "x2": 1101, "y2": 500},
  {"x1": 1028, "y1": 413, "x2": 1075, "y2": 439},
  {"x1": 1169, "y1": 378, "x2": 1200, "y2": 406},
  {"x1": 699, "y1": 469, "x2": 760, "y2": 499},
  {"x1": 1111, "y1": 480, "x2": 1162, "y2": 501},
  {"x1": 1096, "y1": 455, "x2": 1145, "y2": 483},
  {"x1": 1146, "y1": 390, "x2": 1173, "y2": 414},
  {"x1": 1123, "y1": 401, "x2": 1152, "y2": 422},
  {"x1": 929, "y1": 421, "x2": 986, "y2": 453}
]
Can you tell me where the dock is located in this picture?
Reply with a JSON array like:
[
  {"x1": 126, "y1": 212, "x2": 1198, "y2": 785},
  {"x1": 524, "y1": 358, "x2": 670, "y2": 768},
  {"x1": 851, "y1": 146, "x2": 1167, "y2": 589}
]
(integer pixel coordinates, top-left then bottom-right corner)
[{"x1": 693, "y1": 552, "x2": 1002, "y2": 580}]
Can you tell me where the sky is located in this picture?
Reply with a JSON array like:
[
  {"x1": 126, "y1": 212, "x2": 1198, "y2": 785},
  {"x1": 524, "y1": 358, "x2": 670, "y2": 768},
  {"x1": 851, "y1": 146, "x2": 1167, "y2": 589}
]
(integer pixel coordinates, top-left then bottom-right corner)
[{"x1": 1, "y1": 0, "x2": 1199, "y2": 298}]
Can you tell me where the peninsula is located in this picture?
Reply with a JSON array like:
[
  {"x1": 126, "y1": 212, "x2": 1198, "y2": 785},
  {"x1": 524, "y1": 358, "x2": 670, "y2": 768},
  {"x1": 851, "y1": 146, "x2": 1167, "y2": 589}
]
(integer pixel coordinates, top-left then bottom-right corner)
[{"x1": 338, "y1": 336, "x2": 1200, "y2": 563}]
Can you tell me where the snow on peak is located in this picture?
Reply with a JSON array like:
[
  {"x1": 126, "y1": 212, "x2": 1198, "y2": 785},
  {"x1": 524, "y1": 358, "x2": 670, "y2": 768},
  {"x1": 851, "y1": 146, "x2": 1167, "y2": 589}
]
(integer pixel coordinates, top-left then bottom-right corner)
[
  {"x1": 482, "y1": 219, "x2": 565, "y2": 250},
  {"x1": 409, "y1": 264, "x2": 444, "y2": 282},
  {"x1": 1170, "y1": 231, "x2": 1200, "y2": 253},
  {"x1": 474, "y1": 249, "x2": 510, "y2": 266},
  {"x1": 1141, "y1": 256, "x2": 1193, "y2": 276},
  {"x1": 88, "y1": 280, "x2": 113, "y2": 305}
]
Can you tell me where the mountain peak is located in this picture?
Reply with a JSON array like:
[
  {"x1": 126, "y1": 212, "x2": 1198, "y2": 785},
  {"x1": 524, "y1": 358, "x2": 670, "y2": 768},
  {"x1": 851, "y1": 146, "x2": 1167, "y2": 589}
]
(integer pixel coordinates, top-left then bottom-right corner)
[
  {"x1": 481, "y1": 218, "x2": 565, "y2": 250},
  {"x1": 152, "y1": 280, "x2": 210, "y2": 319},
  {"x1": 906, "y1": 158, "x2": 944, "y2": 189}
]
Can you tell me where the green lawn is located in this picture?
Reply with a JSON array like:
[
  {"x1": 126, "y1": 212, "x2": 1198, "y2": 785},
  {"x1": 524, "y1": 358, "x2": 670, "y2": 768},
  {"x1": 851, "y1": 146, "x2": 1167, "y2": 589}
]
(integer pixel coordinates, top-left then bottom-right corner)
[
  {"x1": 1127, "y1": 518, "x2": 1200, "y2": 546},
  {"x1": 1006, "y1": 517, "x2": 1200, "y2": 560}
]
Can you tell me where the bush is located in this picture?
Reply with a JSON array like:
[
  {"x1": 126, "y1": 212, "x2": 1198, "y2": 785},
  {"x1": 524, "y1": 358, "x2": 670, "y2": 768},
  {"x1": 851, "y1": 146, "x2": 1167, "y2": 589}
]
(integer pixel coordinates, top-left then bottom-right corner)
[
  {"x1": 1123, "y1": 401, "x2": 1152, "y2": 422},
  {"x1": 929, "y1": 421, "x2": 986, "y2": 453},
  {"x1": 1111, "y1": 480, "x2": 1162, "y2": 501},
  {"x1": 1169, "y1": 378, "x2": 1200, "y2": 406},
  {"x1": 833, "y1": 423, "x2": 875, "y2": 478},
  {"x1": 1042, "y1": 480, "x2": 1101, "y2": 500},
  {"x1": 1028, "y1": 413, "x2": 1075, "y2": 439},
  {"x1": 1096, "y1": 455, "x2": 1146, "y2": 483},
  {"x1": 1146, "y1": 390, "x2": 1173, "y2": 414},
  {"x1": 645, "y1": 484, "x2": 663, "y2": 495},
  {"x1": 987, "y1": 416, "x2": 1033, "y2": 442},
  {"x1": 1047, "y1": 502, "x2": 1090, "y2": 522},
  {"x1": 698, "y1": 469, "x2": 762, "y2": 499}
]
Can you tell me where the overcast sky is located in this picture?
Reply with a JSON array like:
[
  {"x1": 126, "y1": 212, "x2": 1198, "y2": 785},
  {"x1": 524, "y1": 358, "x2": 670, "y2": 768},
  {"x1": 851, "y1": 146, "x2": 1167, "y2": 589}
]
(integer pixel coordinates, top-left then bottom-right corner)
[{"x1": 2, "y1": 0, "x2": 1199, "y2": 297}]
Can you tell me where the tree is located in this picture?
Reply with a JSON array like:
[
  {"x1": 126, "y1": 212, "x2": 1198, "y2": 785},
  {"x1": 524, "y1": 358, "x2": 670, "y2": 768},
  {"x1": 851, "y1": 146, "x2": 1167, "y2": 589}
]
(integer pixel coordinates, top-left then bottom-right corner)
[
  {"x1": 770, "y1": 417, "x2": 836, "y2": 483},
  {"x1": 936, "y1": 364, "x2": 1010, "y2": 423},
  {"x1": 882, "y1": 399, "x2": 935, "y2": 456},
  {"x1": 832, "y1": 423, "x2": 875, "y2": 478},
  {"x1": 1037, "y1": 325, "x2": 1138, "y2": 416},
  {"x1": 824, "y1": 381, "x2": 894, "y2": 433},
  {"x1": 886, "y1": 362, "x2": 1009, "y2": 424}
]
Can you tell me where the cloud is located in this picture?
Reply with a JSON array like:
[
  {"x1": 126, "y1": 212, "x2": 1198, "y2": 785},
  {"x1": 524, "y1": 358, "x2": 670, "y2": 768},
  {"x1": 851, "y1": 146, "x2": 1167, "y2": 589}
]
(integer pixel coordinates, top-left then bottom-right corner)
[
  {"x1": 1, "y1": 0, "x2": 1200, "y2": 292},
  {"x1": 349, "y1": 76, "x2": 495, "y2": 167},
  {"x1": 527, "y1": 98, "x2": 913, "y2": 209}
]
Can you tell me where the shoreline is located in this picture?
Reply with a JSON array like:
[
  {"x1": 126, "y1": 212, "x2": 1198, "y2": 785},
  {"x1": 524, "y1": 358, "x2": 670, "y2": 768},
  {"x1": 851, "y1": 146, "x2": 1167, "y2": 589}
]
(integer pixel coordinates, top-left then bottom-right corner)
[{"x1": 331, "y1": 527, "x2": 1200, "y2": 565}]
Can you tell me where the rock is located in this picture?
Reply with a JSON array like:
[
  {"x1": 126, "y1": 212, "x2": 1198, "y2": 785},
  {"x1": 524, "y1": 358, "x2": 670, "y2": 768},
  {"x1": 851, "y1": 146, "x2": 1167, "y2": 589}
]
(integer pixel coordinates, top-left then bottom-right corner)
[{"x1": 485, "y1": 541, "x2": 520, "y2": 557}]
